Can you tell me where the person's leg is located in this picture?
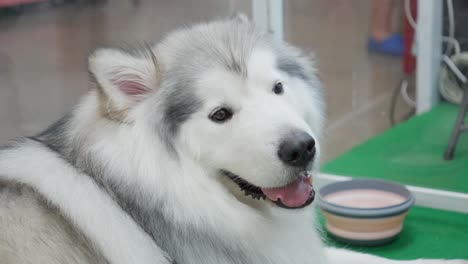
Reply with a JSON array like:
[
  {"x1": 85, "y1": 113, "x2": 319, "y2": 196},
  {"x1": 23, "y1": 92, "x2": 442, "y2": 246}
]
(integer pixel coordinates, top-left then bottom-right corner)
[
  {"x1": 371, "y1": 0, "x2": 394, "y2": 41},
  {"x1": 368, "y1": 0, "x2": 403, "y2": 56}
]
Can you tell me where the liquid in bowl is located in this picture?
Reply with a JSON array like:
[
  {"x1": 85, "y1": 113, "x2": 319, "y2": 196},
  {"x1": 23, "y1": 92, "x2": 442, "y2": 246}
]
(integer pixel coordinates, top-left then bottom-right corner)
[{"x1": 323, "y1": 189, "x2": 406, "y2": 209}]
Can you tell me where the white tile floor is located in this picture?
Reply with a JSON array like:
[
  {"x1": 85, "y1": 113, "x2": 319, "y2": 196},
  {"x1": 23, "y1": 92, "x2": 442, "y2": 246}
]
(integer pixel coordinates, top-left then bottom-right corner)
[{"x1": 0, "y1": 0, "x2": 410, "y2": 162}]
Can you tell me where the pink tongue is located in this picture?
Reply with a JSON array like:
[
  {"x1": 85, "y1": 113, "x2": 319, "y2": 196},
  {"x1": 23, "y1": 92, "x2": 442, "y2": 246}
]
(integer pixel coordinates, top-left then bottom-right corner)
[{"x1": 261, "y1": 176, "x2": 312, "y2": 208}]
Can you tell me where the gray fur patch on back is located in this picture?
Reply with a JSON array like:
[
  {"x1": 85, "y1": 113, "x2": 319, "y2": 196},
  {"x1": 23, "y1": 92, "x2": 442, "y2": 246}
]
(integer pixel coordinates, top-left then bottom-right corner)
[
  {"x1": 0, "y1": 137, "x2": 31, "y2": 152},
  {"x1": 0, "y1": 142, "x2": 18, "y2": 152},
  {"x1": 36, "y1": 114, "x2": 71, "y2": 154}
]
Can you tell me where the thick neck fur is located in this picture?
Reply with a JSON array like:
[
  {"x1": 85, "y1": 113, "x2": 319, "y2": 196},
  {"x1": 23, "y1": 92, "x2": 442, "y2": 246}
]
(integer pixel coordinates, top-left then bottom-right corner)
[{"x1": 37, "y1": 92, "x2": 326, "y2": 264}]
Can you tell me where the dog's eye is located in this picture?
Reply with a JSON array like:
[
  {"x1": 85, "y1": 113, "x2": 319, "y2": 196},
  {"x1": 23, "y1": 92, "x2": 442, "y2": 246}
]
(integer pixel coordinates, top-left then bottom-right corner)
[
  {"x1": 273, "y1": 81, "x2": 284, "y2": 95},
  {"x1": 209, "y1": 108, "x2": 233, "y2": 123}
]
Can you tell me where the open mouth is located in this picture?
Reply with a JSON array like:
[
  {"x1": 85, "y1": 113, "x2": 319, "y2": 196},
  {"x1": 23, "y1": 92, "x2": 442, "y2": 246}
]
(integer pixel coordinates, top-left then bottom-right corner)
[{"x1": 223, "y1": 171, "x2": 315, "y2": 209}]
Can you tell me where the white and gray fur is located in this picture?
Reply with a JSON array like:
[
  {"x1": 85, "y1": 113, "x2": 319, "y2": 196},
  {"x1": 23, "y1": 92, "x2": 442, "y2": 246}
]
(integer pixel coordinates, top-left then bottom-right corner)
[{"x1": 0, "y1": 17, "x2": 466, "y2": 264}]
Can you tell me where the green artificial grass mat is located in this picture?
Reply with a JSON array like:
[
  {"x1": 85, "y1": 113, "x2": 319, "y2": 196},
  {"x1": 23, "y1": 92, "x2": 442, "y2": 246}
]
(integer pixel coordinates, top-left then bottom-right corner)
[
  {"x1": 322, "y1": 103, "x2": 468, "y2": 193},
  {"x1": 318, "y1": 206, "x2": 468, "y2": 260}
]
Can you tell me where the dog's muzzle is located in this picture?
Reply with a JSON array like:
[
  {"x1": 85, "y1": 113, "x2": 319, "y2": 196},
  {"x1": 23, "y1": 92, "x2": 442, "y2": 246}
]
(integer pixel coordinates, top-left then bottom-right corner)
[{"x1": 225, "y1": 171, "x2": 315, "y2": 209}]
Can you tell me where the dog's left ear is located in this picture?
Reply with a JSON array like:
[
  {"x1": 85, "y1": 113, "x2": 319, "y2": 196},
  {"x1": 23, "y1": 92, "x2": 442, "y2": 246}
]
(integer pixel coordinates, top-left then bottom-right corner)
[{"x1": 88, "y1": 47, "x2": 161, "y2": 113}]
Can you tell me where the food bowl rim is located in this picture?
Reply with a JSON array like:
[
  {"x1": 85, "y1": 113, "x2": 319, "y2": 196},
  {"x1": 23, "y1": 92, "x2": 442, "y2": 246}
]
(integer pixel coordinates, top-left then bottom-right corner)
[{"x1": 318, "y1": 178, "x2": 415, "y2": 218}]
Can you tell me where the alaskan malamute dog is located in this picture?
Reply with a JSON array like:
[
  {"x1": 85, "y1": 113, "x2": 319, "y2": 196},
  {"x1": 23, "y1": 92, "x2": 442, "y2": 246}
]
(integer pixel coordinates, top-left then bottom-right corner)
[{"x1": 0, "y1": 17, "x2": 465, "y2": 264}]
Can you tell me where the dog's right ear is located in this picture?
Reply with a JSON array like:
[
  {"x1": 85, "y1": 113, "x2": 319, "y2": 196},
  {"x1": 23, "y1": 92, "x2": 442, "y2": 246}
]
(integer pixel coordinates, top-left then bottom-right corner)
[{"x1": 88, "y1": 47, "x2": 161, "y2": 113}]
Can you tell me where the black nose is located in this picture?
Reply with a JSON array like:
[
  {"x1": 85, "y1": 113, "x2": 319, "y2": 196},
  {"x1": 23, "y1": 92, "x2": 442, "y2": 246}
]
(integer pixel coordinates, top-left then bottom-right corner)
[{"x1": 278, "y1": 131, "x2": 316, "y2": 167}]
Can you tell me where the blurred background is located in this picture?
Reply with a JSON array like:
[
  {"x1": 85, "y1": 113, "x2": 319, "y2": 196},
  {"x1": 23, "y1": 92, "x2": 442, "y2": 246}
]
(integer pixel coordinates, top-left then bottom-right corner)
[
  {"x1": 1, "y1": 0, "x2": 468, "y2": 258},
  {"x1": 0, "y1": 0, "x2": 410, "y2": 162}
]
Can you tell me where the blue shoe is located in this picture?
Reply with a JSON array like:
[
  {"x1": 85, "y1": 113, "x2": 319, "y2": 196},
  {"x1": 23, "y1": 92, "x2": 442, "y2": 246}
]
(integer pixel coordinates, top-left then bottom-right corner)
[{"x1": 368, "y1": 34, "x2": 404, "y2": 56}]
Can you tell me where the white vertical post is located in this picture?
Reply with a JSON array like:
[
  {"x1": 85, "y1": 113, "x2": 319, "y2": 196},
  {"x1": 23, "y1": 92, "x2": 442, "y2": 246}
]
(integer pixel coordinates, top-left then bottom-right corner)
[
  {"x1": 415, "y1": 0, "x2": 443, "y2": 114},
  {"x1": 252, "y1": 0, "x2": 284, "y2": 40}
]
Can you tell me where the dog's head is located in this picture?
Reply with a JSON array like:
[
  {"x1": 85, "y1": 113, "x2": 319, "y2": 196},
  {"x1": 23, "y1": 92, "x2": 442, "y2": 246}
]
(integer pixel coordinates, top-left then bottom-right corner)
[{"x1": 88, "y1": 17, "x2": 324, "y2": 209}]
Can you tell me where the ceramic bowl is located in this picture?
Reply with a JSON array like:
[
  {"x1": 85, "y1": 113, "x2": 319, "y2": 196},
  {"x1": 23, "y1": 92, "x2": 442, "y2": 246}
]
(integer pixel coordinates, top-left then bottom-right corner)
[{"x1": 318, "y1": 179, "x2": 415, "y2": 246}]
